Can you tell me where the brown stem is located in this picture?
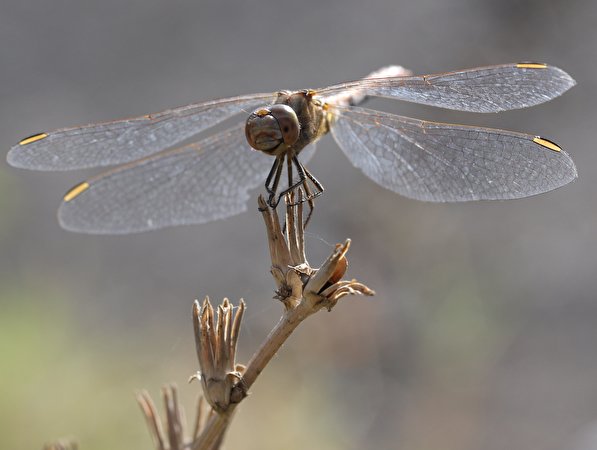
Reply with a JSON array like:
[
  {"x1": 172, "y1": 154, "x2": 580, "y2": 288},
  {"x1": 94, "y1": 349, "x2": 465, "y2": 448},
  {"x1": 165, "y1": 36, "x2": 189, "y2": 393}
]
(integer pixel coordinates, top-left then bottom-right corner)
[
  {"x1": 191, "y1": 196, "x2": 373, "y2": 449},
  {"x1": 241, "y1": 305, "x2": 309, "y2": 387}
]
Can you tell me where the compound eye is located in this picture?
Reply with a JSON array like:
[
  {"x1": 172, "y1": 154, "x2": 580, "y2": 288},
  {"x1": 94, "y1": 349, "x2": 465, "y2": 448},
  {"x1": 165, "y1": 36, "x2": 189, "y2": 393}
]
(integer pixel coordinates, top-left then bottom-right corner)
[
  {"x1": 269, "y1": 104, "x2": 300, "y2": 146},
  {"x1": 245, "y1": 109, "x2": 284, "y2": 153},
  {"x1": 245, "y1": 105, "x2": 301, "y2": 154}
]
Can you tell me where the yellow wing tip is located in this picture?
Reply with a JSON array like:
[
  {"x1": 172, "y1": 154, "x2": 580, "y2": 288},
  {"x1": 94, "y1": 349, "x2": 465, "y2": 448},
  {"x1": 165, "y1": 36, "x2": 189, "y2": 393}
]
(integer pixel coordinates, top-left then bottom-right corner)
[
  {"x1": 64, "y1": 182, "x2": 90, "y2": 202},
  {"x1": 533, "y1": 136, "x2": 562, "y2": 152},
  {"x1": 19, "y1": 133, "x2": 48, "y2": 145},
  {"x1": 516, "y1": 62, "x2": 548, "y2": 69}
]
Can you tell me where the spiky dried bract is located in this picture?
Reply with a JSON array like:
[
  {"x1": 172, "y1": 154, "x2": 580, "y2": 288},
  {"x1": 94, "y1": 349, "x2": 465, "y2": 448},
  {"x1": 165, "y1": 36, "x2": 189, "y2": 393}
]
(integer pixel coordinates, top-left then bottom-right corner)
[
  {"x1": 163, "y1": 385, "x2": 185, "y2": 450},
  {"x1": 193, "y1": 297, "x2": 246, "y2": 412},
  {"x1": 137, "y1": 386, "x2": 213, "y2": 450},
  {"x1": 304, "y1": 239, "x2": 375, "y2": 310},
  {"x1": 138, "y1": 390, "x2": 167, "y2": 450}
]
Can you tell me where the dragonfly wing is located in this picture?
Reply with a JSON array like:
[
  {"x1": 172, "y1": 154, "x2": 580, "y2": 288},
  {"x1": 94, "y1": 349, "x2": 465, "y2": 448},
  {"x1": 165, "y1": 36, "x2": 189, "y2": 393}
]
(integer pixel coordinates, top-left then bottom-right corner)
[
  {"x1": 319, "y1": 64, "x2": 575, "y2": 113},
  {"x1": 58, "y1": 122, "x2": 273, "y2": 234},
  {"x1": 329, "y1": 106, "x2": 577, "y2": 202},
  {"x1": 8, "y1": 93, "x2": 274, "y2": 171}
]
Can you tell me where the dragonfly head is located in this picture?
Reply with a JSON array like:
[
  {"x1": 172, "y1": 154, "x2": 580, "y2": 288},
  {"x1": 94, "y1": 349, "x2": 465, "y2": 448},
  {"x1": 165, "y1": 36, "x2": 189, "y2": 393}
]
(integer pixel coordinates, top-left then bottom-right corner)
[{"x1": 245, "y1": 104, "x2": 300, "y2": 154}]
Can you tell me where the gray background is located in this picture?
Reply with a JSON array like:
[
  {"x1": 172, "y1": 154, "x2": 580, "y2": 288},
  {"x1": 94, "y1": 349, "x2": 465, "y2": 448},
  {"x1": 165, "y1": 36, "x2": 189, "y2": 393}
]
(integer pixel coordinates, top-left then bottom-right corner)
[{"x1": 1, "y1": 0, "x2": 596, "y2": 449}]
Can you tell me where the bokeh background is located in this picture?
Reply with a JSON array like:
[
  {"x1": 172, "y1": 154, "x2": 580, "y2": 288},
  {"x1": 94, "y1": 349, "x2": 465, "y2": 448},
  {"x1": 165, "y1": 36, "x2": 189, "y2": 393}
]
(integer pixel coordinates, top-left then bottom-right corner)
[{"x1": 1, "y1": 0, "x2": 596, "y2": 449}]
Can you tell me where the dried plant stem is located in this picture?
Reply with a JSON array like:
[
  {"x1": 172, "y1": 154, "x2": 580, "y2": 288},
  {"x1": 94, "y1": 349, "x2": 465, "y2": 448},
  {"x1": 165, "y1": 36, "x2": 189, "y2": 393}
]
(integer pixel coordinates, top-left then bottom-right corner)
[
  {"x1": 193, "y1": 306, "x2": 307, "y2": 450},
  {"x1": 242, "y1": 304, "x2": 309, "y2": 387},
  {"x1": 192, "y1": 411, "x2": 235, "y2": 450},
  {"x1": 192, "y1": 197, "x2": 373, "y2": 450}
]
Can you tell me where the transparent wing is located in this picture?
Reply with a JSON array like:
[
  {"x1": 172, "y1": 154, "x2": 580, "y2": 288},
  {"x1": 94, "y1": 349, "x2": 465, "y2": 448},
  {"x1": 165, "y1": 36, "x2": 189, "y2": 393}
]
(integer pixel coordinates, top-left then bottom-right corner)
[
  {"x1": 8, "y1": 93, "x2": 274, "y2": 171},
  {"x1": 319, "y1": 63, "x2": 575, "y2": 113},
  {"x1": 58, "y1": 122, "x2": 276, "y2": 234},
  {"x1": 330, "y1": 106, "x2": 577, "y2": 202}
]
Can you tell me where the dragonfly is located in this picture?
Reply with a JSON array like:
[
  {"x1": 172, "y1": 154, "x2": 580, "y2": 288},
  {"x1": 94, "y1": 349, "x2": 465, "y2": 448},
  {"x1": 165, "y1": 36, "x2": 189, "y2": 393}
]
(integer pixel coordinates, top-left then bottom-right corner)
[{"x1": 7, "y1": 62, "x2": 577, "y2": 234}]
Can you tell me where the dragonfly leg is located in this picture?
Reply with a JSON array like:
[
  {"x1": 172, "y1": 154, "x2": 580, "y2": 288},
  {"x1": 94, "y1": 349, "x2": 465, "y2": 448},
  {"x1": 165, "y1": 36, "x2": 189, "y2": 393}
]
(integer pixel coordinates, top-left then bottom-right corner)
[
  {"x1": 301, "y1": 179, "x2": 315, "y2": 228},
  {"x1": 272, "y1": 151, "x2": 306, "y2": 208},
  {"x1": 263, "y1": 156, "x2": 284, "y2": 209},
  {"x1": 285, "y1": 156, "x2": 323, "y2": 205},
  {"x1": 289, "y1": 156, "x2": 324, "y2": 227},
  {"x1": 267, "y1": 151, "x2": 325, "y2": 218},
  {"x1": 300, "y1": 162, "x2": 324, "y2": 202},
  {"x1": 264, "y1": 156, "x2": 281, "y2": 195}
]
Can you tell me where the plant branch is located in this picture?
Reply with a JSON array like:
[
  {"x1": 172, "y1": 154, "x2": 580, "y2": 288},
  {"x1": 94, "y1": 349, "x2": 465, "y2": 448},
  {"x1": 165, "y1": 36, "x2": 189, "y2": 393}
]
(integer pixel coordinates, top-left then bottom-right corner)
[{"x1": 189, "y1": 194, "x2": 374, "y2": 449}]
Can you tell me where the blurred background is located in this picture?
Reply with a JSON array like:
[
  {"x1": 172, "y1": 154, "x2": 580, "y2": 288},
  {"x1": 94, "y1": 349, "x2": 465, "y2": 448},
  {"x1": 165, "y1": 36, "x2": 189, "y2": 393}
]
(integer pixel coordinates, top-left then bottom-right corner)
[{"x1": 1, "y1": 0, "x2": 596, "y2": 449}]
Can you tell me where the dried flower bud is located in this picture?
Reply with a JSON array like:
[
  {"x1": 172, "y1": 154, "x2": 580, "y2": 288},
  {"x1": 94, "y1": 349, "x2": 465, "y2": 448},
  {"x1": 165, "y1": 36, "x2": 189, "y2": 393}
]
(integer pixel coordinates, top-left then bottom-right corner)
[{"x1": 193, "y1": 298, "x2": 246, "y2": 412}]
